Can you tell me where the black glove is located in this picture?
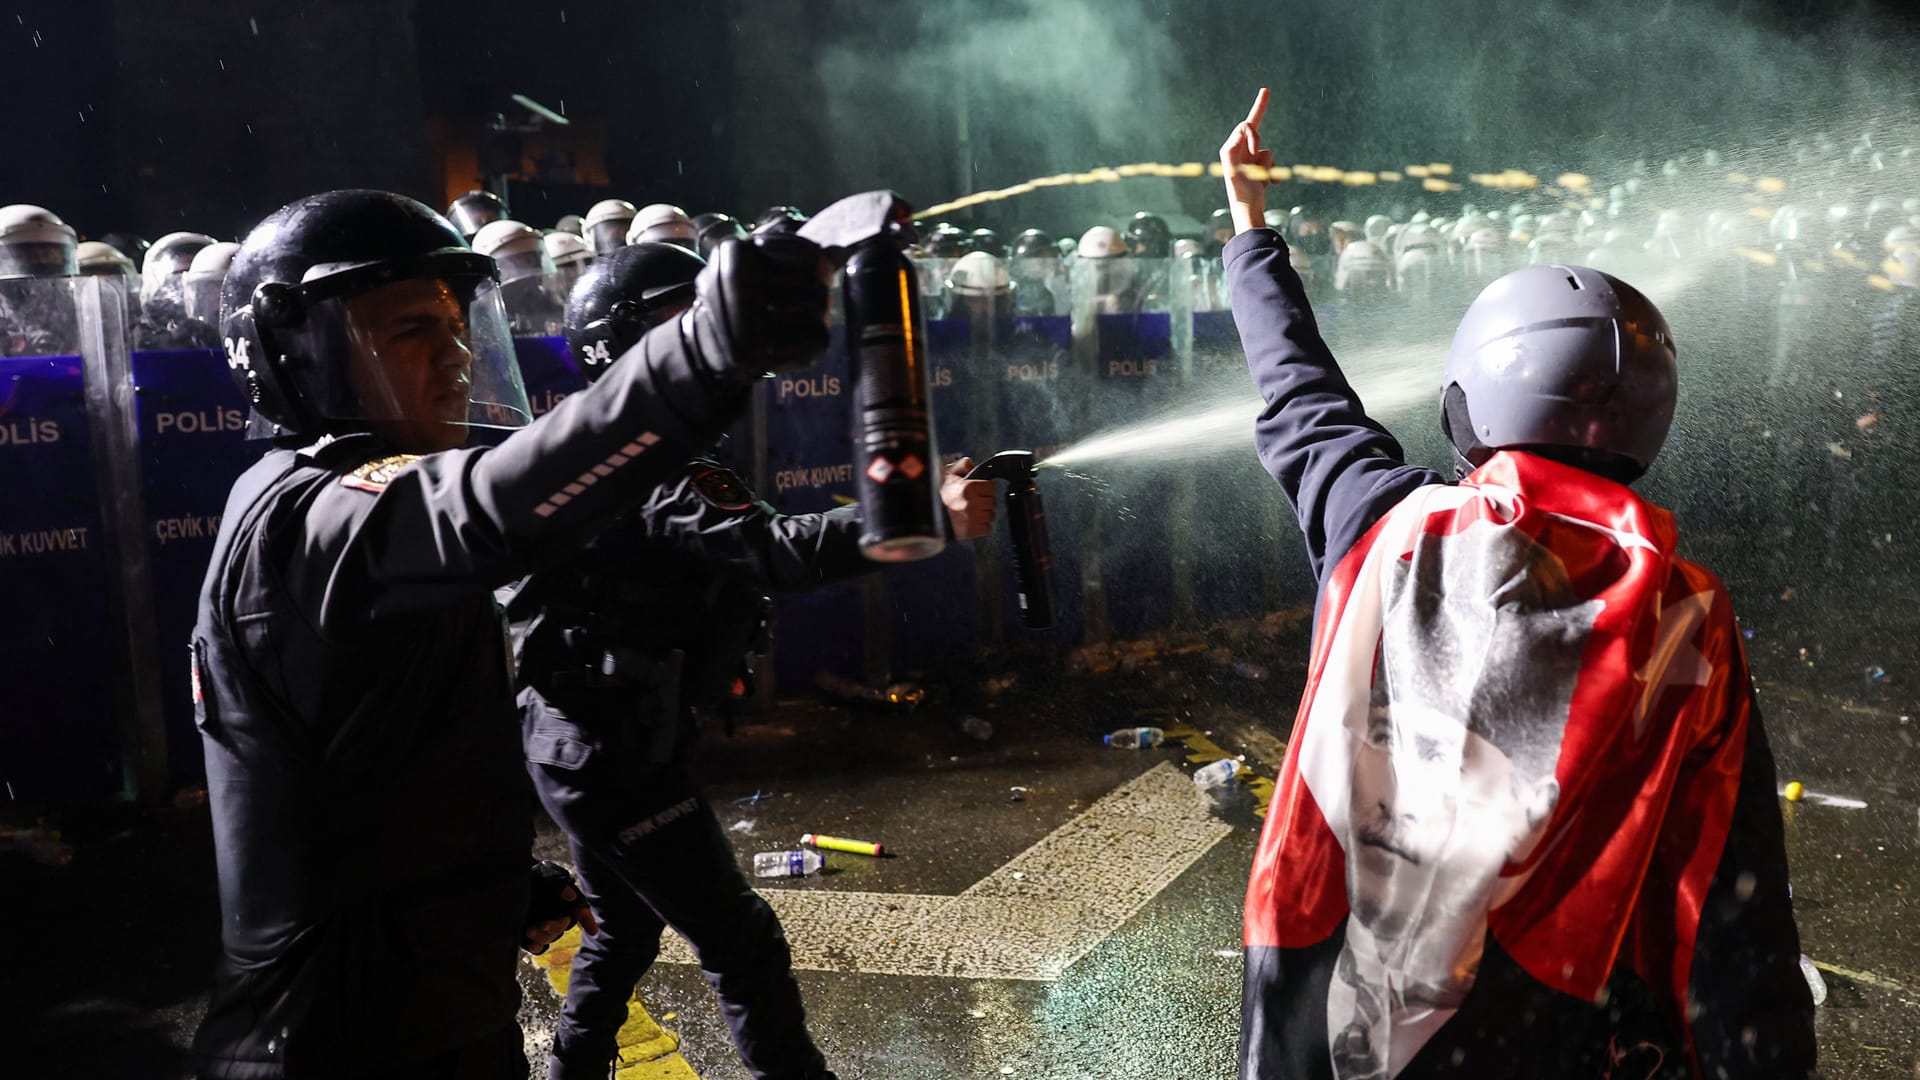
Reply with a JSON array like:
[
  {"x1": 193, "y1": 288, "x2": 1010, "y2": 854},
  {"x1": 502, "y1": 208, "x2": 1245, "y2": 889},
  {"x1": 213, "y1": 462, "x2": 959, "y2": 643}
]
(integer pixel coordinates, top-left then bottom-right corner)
[
  {"x1": 685, "y1": 233, "x2": 831, "y2": 384},
  {"x1": 525, "y1": 859, "x2": 591, "y2": 953}
]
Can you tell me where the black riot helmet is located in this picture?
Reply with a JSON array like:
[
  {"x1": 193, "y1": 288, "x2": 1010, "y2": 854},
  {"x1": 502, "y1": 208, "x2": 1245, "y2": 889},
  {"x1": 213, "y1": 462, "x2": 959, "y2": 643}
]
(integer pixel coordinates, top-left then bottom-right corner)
[
  {"x1": 968, "y1": 227, "x2": 1004, "y2": 257},
  {"x1": 753, "y1": 205, "x2": 808, "y2": 236},
  {"x1": 447, "y1": 189, "x2": 507, "y2": 240},
  {"x1": 925, "y1": 225, "x2": 967, "y2": 259},
  {"x1": 99, "y1": 231, "x2": 150, "y2": 266},
  {"x1": 562, "y1": 241, "x2": 705, "y2": 383},
  {"x1": 1125, "y1": 212, "x2": 1173, "y2": 258},
  {"x1": 692, "y1": 212, "x2": 748, "y2": 258},
  {"x1": 220, "y1": 190, "x2": 531, "y2": 446},
  {"x1": 1011, "y1": 228, "x2": 1056, "y2": 260}
]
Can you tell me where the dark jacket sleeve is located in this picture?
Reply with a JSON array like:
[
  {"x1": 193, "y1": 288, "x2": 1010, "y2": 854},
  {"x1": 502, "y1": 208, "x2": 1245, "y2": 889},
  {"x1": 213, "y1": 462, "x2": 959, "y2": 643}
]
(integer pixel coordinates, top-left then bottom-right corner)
[
  {"x1": 285, "y1": 316, "x2": 749, "y2": 630},
  {"x1": 1224, "y1": 228, "x2": 1441, "y2": 581},
  {"x1": 632, "y1": 463, "x2": 876, "y2": 593}
]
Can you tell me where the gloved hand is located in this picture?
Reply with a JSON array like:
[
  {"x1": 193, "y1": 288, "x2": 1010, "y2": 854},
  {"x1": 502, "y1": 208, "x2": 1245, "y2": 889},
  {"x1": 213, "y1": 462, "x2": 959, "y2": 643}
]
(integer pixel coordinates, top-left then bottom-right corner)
[
  {"x1": 523, "y1": 859, "x2": 600, "y2": 955},
  {"x1": 685, "y1": 232, "x2": 832, "y2": 384}
]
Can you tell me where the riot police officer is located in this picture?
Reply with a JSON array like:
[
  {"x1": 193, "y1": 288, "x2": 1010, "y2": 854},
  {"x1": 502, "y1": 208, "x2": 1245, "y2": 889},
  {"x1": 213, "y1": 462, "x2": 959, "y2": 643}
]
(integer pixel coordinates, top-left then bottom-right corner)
[
  {"x1": 513, "y1": 241, "x2": 993, "y2": 1080},
  {"x1": 693, "y1": 212, "x2": 749, "y2": 259},
  {"x1": 627, "y1": 203, "x2": 700, "y2": 249},
  {"x1": 190, "y1": 190, "x2": 830, "y2": 1079},
  {"x1": 1009, "y1": 228, "x2": 1066, "y2": 317},
  {"x1": 136, "y1": 230, "x2": 216, "y2": 349},
  {"x1": 945, "y1": 249, "x2": 1015, "y2": 320},
  {"x1": 753, "y1": 205, "x2": 809, "y2": 236},
  {"x1": 585, "y1": 198, "x2": 639, "y2": 257},
  {"x1": 449, "y1": 189, "x2": 508, "y2": 241},
  {"x1": 544, "y1": 230, "x2": 593, "y2": 301},
  {"x1": 76, "y1": 239, "x2": 137, "y2": 280},
  {"x1": 0, "y1": 204, "x2": 80, "y2": 357},
  {"x1": 178, "y1": 241, "x2": 241, "y2": 349},
  {"x1": 473, "y1": 219, "x2": 566, "y2": 336}
]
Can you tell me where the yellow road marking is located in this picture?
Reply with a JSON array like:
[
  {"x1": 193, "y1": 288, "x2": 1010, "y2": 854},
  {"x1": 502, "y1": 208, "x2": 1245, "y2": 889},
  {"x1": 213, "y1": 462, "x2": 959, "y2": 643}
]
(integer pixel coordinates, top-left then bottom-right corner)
[
  {"x1": 1164, "y1": 723, "x2": 1281, "y2": 817},
  {"x1": 1812, "y1": 959, "x2": 1912, "y2": 995},
  {"x1": 530, "y1": 925, "x2": 705, "y2": 1078}
]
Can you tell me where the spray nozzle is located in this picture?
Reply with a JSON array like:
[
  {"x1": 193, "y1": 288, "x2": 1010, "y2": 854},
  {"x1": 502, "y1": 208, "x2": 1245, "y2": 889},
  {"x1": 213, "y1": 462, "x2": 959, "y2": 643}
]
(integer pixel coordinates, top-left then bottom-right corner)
[
  {"x1": 798, "y1": 191, "x2": 918, "y2": 262},
  {"x1": 966, "y1": 449, "x2": 1037, "y2": 485},
  {"x1": 966, "y1": 450, "x2": 1053, "y2": 629}
]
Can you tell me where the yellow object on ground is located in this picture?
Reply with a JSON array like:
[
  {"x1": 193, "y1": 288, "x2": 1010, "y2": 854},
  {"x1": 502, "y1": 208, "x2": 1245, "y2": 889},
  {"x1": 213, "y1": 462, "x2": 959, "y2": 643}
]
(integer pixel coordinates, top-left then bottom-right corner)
[{"x1": 1785, "y1": 781, "x2": 1805, "y2": 802}]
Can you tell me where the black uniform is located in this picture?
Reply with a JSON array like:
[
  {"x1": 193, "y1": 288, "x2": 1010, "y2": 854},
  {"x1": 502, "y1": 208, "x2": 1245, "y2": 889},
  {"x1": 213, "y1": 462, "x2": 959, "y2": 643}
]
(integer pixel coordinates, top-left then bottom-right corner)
[
  {"x1": 190, "y1": 332, "x2": 748, "y2": 1079},
  {"x1": 506, "y1": 459, "x2": 872, "y2": 1080}
]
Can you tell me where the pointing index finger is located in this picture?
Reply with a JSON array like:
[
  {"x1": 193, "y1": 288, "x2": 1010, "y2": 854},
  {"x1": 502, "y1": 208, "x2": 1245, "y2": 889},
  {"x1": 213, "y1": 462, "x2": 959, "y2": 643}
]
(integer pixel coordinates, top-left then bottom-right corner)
[{"x1": 1244, "y1": 87, "x2": 1270, "y2": 134}]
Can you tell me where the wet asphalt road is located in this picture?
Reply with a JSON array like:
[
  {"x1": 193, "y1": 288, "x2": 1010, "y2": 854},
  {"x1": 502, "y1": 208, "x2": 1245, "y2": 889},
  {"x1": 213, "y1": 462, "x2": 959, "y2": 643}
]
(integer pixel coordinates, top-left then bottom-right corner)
[
  {"x1": 4, "y1": 590, "x2": 1916, "y2": 1079},
  {"x1": 515, "y1": 590, "x2": 1920, "y2": 1080}
]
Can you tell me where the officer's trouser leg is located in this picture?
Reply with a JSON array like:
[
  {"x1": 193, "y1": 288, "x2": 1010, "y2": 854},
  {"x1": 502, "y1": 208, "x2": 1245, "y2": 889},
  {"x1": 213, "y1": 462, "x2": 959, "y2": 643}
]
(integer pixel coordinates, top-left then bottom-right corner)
[
  {"x1": 548, "y1": 841, "x2": 668, "y2": 1080},
  {"x1": 638, "y1": 809, "x2": 829, "y2": 1079},
  {"x1": 597, "y1": 779, "x2": 832, "y2": 1080}
]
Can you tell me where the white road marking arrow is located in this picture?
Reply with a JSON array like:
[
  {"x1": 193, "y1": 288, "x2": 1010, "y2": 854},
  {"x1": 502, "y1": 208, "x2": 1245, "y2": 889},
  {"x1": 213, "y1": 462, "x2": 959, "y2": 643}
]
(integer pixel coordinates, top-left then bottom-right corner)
[{"x1": 657, "y1": 761, "x2": 1234, "y2": 980}]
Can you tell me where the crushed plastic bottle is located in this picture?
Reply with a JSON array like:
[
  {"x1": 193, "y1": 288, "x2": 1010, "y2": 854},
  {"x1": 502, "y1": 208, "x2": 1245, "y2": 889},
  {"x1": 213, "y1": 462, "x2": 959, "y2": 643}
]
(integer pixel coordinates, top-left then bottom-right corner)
[
  {"x1": 959, "y1": 715, "x2": 994, "y2": 741},
  {"x1": 1104, "y1": 726, "x2": 1165, "y2": 750},
  {"x1": 1864, "y1": 665, "x2": 1889, "y2": 686},
  {"x1": 1193, "y1": 759, "x2": 1242, "y2": 791},
  {"x1": 753, "y1": 850, "x2": 826, "y2": 878},
  {"x1": 1799, "y1": 954, "x2": 1827, "y2": 1006}
]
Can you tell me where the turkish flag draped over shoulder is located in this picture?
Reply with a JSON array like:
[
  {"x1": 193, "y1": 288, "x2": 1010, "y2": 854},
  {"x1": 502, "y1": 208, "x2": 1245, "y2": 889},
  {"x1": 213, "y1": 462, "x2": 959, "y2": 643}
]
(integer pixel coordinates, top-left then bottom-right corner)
[{"x1": 1245, "y1": 451, "x2": 1750, "y2": 1078}]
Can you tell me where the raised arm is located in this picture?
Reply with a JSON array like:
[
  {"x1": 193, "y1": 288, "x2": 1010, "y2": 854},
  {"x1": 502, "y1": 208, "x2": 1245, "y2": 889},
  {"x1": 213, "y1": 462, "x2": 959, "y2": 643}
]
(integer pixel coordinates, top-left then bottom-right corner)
[{"x1": 1219, "y1": 89, "x2": 1440, "y2": 580}]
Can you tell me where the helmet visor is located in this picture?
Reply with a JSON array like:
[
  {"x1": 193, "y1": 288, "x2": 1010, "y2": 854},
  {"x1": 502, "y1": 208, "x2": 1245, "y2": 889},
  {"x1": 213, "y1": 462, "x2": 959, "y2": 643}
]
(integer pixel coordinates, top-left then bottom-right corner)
[
  {"x1": 283, "y1": 276, "x2": 531, "y2": 448},
  {"x1": 588, "y1": 219, "x2": 631, "y2": 256},
  {"x1": 183, "y1": 272, "x2": 224, "y2": 324},
  {"x1": 0, "y1": 240, "x2": 77, "y2": 279}
]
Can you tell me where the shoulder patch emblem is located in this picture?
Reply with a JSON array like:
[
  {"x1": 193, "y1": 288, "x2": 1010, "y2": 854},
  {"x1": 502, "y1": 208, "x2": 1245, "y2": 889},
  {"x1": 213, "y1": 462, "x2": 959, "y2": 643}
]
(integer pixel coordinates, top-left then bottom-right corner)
[
  {"x1": 339, "y1": 454, "x2": 422, "y2": 494},
  {"x1": 691, "y1": 466, "x2": 754, "y2": 511}
]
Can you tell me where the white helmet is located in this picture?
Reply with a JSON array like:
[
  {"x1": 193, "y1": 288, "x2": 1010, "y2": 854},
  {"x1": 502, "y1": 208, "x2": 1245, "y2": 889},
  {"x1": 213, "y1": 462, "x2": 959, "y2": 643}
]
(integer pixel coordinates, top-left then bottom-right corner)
[
  {"x1": 584, "y1": 198, "x2": 637, "y2": 255},
  {"x1": 0, "y1": 204, "x2": 79, "y2": 279},
  {"x1": 141, "y1": 231, "x2": 217, "y2": 302},
  {"x1": 1396, "y1": 245, "x2": 1442, "y2": 301},
  {"x1": 1395, "y1": 222, "x2": 1441, "y2": 259},
  {"x1": 1334, "y1": 240, "x2": 1392, "y2": 293},
  {"x1": 1077, "y1": 226, "x2": 1127, "y2": 259},
  {"x1": 1885, "y1": 246, "x2": 1918, "y2": 289},
  {"x1": 543, "y1": 230, "x2": 591, "y2": 267},
  {"x1": 472, "y1": 220, "x2": 552, "y2": 283},
  {"x1": 627, "y1": 203, "x2": 697, "y2": 248},
  {"x1": 76, "y1": 240, "x2": 136, "y2": 277},
  {"x1": 555, "y1": 214, "x2": 585, "y2": 237},
  {"x1": 947, "y1": 251, "x2": 1011, "y2": 296},
  {"x1": 182, "y1": 241, "x2": 241, "y2": 322}
]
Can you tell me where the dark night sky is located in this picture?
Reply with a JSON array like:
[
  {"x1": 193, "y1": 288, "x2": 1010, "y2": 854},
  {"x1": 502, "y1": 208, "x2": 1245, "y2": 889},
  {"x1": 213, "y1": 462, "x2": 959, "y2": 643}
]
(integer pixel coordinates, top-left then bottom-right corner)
[{"x1": 5, "y1": 0, "x2": 1918, "y2": 240}]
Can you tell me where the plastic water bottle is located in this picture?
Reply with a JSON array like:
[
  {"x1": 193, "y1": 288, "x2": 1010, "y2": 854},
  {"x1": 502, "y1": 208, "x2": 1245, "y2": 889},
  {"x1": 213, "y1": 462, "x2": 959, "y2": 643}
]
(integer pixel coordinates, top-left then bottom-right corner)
[
  {"x1": 1104, "y1": 726, "x2": 1165, "y2": 750},
  {"x1": 1193, "y1": 759, "x2": 1241, "y2": 791},
  {"x1": 754, "y1": 850, "x2": 826, "y2": 878},
  {"x1": 1799, "y1": 954, "x2": 1828, "y2": 1006}
]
